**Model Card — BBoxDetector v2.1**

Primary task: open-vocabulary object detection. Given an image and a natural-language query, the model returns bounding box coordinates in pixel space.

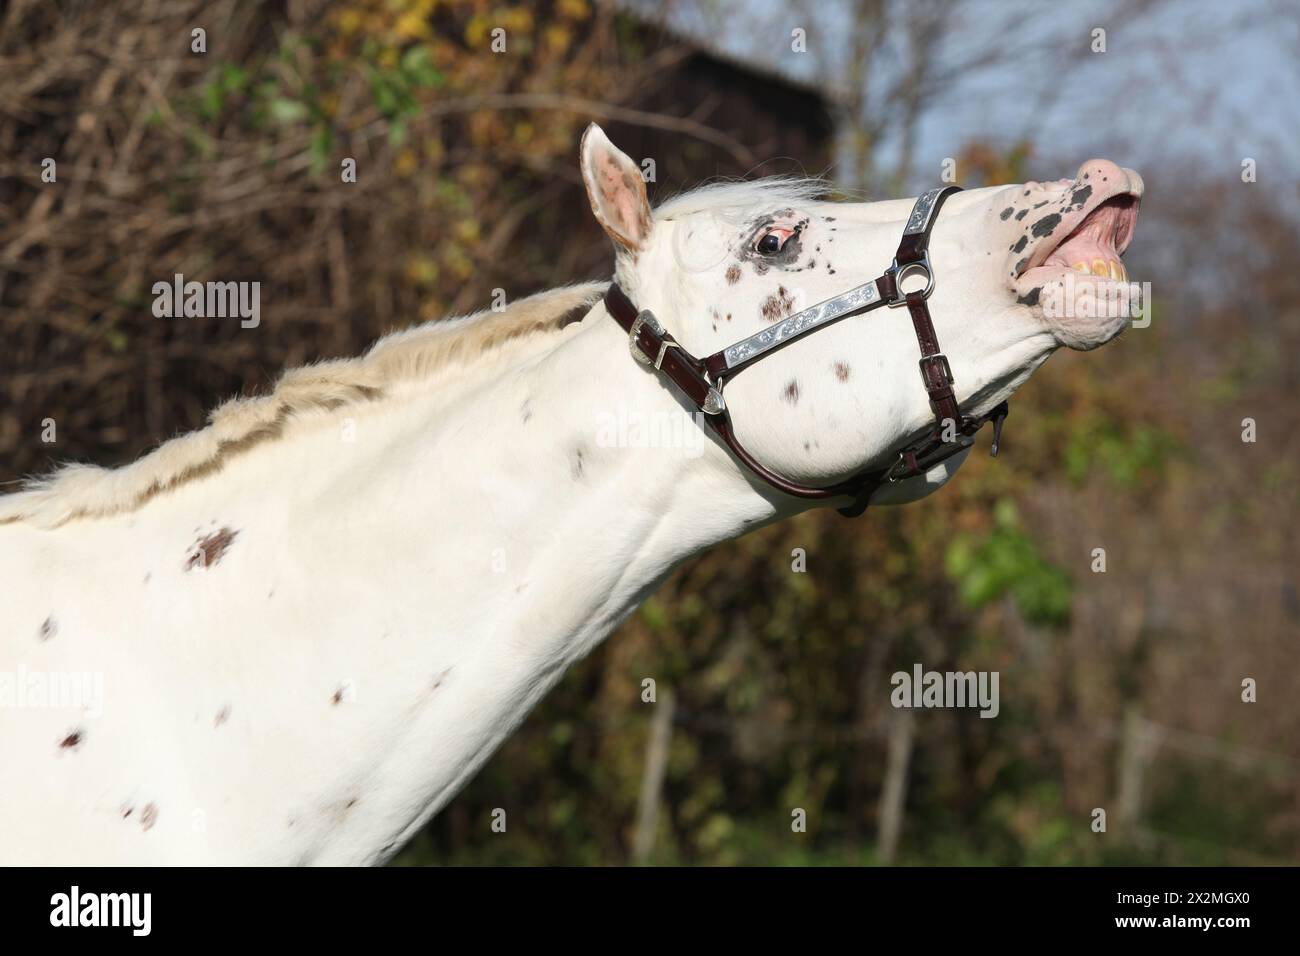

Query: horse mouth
[1018,193,1141,288]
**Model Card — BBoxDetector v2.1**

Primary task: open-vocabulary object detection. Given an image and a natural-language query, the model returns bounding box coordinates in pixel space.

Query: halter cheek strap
[604,185,1009,518]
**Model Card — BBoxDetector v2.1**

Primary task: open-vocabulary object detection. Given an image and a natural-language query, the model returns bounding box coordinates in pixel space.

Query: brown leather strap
[604,281,639,331]
[705,409,889,501]
[906,290,961,426]
[606,283,721,413]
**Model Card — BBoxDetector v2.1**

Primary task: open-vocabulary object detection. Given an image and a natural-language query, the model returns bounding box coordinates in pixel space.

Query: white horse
[0,125,1142,864]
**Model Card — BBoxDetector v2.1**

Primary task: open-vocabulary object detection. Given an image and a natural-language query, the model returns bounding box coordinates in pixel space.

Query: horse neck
[419,300,780,652]
[326,305,781,860]
[243,301,777,862]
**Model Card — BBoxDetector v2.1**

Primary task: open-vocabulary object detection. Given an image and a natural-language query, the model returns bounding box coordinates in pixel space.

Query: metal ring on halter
[886,255,934,307]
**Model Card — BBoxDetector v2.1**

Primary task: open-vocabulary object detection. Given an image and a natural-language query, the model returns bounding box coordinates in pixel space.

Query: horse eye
[757,232,784,254]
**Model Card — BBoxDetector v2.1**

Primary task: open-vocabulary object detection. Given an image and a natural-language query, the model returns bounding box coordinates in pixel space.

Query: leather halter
[604,185,1009,517]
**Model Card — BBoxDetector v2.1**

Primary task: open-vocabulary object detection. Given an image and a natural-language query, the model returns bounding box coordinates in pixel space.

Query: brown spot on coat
[761,287,795,322]
[783,380,800,404]
[725,265,741,285]
[38,616,57,641]
[59,729,83,750]
[140,803,159,831]
[833,362,851,382]
[214,705,231,727]
[325,796,361,824]
[184,526,239,571]
[332,687,346,705]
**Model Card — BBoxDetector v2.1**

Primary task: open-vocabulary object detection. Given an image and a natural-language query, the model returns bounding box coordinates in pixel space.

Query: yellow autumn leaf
[405,255,439,286]
[445,247,473,281]
[503,8,534,33]
[395,11,431,39]
[544,24,570,54]
[464,14,490,46]
[336,9,364,35]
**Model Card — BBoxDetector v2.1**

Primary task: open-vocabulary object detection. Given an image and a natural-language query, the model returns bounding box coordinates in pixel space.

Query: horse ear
[580,124,653,254]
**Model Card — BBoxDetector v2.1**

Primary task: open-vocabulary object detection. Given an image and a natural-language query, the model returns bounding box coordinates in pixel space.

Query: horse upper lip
[1013,163,1143,279]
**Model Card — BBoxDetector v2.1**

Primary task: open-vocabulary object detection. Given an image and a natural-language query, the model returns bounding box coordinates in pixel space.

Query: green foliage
[186,32,445,173]
[1062,414,1179,487]
[199,64,249,120]
[944,500,1073,626]
[363,40,445,146]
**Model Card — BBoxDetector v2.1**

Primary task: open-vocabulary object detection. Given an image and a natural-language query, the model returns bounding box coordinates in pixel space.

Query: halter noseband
[604,185,1009,517]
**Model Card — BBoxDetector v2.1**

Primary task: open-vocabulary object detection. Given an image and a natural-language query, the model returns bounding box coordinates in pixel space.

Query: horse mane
[0,282,607,528]
[653,176,832,222]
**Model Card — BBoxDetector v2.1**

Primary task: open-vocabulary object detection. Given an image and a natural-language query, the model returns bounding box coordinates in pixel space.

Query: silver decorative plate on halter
[904,186,947,235]
[722,281,881,370]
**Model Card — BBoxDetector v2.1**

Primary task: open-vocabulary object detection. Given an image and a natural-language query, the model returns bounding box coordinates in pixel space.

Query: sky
[634,0,1300,189]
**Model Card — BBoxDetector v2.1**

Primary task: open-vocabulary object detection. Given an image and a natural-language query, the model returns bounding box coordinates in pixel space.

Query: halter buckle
[886,254,935,307]
[628,310,666,366]
[919,352,954,385]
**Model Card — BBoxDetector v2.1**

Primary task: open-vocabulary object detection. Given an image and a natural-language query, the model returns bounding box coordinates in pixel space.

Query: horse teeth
[1109,259,1124,280]
[1091,259,1109,277]
[1072,262,1089,272]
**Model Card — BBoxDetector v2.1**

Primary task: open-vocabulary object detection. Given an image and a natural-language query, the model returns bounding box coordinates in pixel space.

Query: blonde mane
[0,282,607,528]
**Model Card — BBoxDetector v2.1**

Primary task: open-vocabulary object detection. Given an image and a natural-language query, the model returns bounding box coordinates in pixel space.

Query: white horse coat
[0,126,1142,864]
